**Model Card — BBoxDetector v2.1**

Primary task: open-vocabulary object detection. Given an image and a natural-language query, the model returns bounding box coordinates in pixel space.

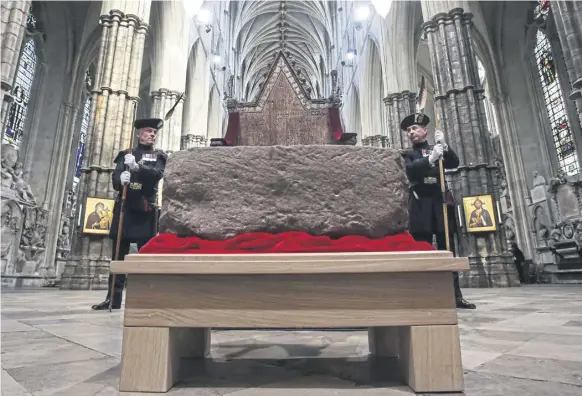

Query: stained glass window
[534,0,550,21]
[72,70,94,191]
[535,29,579,175]
[3,38,37,149]
[27,10,37,30]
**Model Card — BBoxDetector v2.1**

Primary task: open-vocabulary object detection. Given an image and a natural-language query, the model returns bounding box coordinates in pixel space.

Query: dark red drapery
[328,107,344,142]
[139,231,435,254]
[224,112,240,146]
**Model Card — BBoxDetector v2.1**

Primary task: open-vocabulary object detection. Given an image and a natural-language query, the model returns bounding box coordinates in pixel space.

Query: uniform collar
[137,143,154,150]
[412,140,430,149]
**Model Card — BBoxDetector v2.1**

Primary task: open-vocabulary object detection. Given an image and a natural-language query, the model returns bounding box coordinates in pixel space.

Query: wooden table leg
[397,324,464,393]
[368,327,400,357]
[119,327,211,392]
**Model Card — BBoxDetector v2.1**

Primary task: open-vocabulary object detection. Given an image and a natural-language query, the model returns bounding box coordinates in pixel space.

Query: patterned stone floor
[1,285,582,396]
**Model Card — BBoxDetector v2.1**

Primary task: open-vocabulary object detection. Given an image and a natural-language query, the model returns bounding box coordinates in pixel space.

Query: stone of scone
[159,145,409,239]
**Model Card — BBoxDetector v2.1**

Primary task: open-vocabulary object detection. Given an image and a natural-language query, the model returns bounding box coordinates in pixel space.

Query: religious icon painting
[81,196,115,235]
[462,195,497,233]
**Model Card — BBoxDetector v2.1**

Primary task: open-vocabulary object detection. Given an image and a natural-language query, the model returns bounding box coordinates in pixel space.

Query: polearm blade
[164,93,184,121]
[417,75,427,113]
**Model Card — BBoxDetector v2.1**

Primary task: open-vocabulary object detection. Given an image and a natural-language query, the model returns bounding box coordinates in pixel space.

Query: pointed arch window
[477,58,499,137]
[534,27,579,175]
[72,69,94,192]
[3,37,37,149]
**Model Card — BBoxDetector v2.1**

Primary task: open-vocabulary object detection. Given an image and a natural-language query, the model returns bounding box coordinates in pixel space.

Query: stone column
[422,7,519,287]
[383,91,417,149]
[552,1,582,124]
[150,89,184,153]
[1,0,31,135]
[60,3,152,290]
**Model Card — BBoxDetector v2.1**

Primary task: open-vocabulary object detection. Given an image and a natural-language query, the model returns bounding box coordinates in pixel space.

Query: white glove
[120,171,131,185]
[429,144,444,165]
[124,153,138,170]
[434,130,445,145]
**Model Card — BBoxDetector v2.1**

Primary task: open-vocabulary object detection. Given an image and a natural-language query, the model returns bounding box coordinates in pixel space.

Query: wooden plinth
[111,250,468,393]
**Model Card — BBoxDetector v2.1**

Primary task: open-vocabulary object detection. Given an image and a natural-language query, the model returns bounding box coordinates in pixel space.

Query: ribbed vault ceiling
[231,0,334,101]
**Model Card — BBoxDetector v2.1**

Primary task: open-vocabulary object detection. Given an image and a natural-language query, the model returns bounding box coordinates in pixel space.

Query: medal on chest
[138,153,157,166]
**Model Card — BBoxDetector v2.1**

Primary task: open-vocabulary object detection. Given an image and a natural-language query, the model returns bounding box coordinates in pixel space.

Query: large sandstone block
[160,145,409,239]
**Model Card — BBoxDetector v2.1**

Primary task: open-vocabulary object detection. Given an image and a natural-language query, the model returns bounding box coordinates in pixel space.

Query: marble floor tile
[464,371,582,396]
[1,369,33,396]
[222,375,413,395]
[5,357,119,396]
[1,330,109,369]
[509,334,582,362]
[1,319,36,333]
[476,354,582,386]
[1,286,582,396]
[460,350,503,370]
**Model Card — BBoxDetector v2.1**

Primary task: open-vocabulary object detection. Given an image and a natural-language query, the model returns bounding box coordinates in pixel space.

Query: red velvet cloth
[328,107,344,141]
[139,231,435,254]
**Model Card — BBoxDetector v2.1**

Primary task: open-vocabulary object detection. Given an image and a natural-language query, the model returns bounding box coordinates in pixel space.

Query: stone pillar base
[459,255,521,288]
[59,257,109,290]
[362,135,389,148]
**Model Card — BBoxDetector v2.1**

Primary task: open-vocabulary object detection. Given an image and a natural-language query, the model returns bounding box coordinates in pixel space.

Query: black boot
[456,298,476,309]
[91,300,120,310]
[453,272,476,309]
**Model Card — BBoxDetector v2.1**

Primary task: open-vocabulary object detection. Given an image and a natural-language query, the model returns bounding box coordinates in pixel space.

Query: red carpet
[139,231,435,254]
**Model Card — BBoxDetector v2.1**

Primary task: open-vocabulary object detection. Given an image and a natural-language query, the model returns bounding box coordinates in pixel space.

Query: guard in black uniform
[400,113,476,309]
[92,118,167,310]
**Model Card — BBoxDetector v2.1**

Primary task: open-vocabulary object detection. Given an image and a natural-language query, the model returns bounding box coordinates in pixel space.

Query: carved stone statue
[532,171,546,187]
[549,227,562,245]
[57,214,71,251]
[503,216,516,242]
[549,169,568,188]
[1,144,18,188]
[12,173,36,204]
[533,205,550,244]
[1,144,36,204]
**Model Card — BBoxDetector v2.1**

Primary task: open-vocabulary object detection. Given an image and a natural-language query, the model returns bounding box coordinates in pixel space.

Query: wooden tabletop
[111,251,469,275]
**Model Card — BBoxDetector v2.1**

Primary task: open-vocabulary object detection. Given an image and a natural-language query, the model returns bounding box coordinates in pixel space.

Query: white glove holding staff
[120,171,131,185]
[429,144,444,165]
[434,130,445,145]
[124,153,139,170]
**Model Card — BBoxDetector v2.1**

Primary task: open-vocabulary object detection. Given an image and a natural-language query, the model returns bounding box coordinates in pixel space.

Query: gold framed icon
[462,195,497,233]
[82,196,115,235]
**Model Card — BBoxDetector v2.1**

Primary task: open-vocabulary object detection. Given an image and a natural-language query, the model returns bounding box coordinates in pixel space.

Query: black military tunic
[400,141,459,235]
[109,143,167,243]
